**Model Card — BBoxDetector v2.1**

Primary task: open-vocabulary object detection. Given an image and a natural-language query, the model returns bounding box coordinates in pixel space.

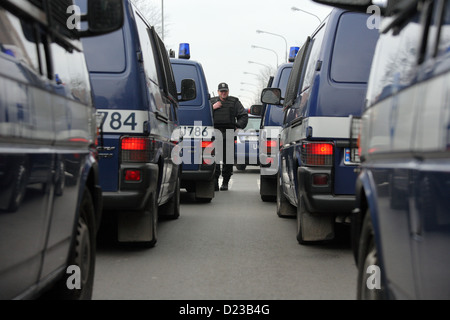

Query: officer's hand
[213,101,222,110]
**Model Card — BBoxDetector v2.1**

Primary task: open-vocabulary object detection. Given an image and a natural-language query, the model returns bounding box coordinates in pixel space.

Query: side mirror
[261,88,282,105]
[79,0,124,38]
[179,79,197,102]
[250,105,263,116]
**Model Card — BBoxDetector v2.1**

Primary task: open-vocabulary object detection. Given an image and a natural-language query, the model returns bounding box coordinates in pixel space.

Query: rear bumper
[181,164,215,181]
[298,166,355,214]
[102,163,158,211]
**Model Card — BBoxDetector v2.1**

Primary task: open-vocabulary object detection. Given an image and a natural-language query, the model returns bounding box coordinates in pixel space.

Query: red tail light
[301,142,334,166]
[266,139,277,154]
[121,137,151,162]
[124,169,141,181]
[201,140,214,165]
[122,137,148,150]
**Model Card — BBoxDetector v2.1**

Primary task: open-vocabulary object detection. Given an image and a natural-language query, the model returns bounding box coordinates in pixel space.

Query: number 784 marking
[97,110,148,133]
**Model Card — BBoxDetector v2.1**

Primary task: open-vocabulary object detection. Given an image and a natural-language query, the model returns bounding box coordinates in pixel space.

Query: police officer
[211,82,248,191]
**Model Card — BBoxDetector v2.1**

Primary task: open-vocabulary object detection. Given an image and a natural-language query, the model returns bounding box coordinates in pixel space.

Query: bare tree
[132,0,165,39]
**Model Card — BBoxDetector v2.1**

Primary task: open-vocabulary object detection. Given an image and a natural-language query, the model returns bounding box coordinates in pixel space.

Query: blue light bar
[289,46,300,62]
[179,43,190,60]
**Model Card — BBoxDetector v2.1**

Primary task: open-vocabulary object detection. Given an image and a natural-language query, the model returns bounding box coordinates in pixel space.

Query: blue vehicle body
[262,8,379,243]
[170,57,216,202]
[347,0,450,300]
[259,62,293,201]
[82,0,192,246]
[0,0,123,299]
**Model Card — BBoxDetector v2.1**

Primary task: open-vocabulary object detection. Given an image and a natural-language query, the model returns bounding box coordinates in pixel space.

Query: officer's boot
[220,177,229,191]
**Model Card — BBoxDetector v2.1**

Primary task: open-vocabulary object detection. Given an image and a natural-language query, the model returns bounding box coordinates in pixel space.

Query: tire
[276,172,296,218]
[356,210,385,300]
[159,175,180,220]
[43,188,96,300]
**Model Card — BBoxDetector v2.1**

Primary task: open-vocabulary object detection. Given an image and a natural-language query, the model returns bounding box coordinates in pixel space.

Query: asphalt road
[93,168,357,300]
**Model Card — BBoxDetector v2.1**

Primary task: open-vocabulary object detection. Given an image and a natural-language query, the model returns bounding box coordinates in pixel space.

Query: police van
[81,1,196,247]
[170,44,216,202]
[257,47,297,202]
[262,8,379,244]
[0,0,123,299]
[315,0,450,299]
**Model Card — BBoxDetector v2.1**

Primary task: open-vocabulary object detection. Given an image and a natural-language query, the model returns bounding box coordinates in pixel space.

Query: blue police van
[315,0,450,299]
[81,1,196,247]
[257,49,297,202]
[170,44,216,202]
[261,8,379,244]
[0,0,123,299]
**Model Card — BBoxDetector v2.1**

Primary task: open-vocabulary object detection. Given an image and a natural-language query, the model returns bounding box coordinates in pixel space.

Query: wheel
[276,172,296,218]
[43,189,96,300]
[356,211,385,300]
[236,164,246,171]
[159,175,180,220]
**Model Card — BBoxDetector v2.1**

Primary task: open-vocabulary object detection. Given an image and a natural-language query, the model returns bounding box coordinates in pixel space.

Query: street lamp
[248,60,271,68]
[256,30,288,63]
[291,6,322,25]
[251,45,279,67]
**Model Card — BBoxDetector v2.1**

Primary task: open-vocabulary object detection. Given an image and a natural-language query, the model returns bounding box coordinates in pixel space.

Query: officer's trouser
[214,129,233,182]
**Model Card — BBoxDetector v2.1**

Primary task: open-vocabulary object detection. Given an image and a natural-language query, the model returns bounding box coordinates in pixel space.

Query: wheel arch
[353,168,382,268]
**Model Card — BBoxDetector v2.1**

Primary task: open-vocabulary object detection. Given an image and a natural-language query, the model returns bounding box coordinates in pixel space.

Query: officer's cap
[218,82,229,92]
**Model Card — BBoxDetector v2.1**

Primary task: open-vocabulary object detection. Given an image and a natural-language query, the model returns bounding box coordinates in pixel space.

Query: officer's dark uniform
[211,83,248,191]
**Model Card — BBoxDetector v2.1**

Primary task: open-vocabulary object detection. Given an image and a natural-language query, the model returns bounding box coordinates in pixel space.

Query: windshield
[244,117,261,131]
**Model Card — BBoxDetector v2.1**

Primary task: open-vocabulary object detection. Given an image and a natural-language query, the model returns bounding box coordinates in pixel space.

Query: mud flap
[260,175,276,197]
[117,210,154,242]
[300,210,335,242]
[195,179,215,200]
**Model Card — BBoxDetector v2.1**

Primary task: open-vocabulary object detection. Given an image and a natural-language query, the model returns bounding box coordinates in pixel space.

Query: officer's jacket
[211,96,248,130]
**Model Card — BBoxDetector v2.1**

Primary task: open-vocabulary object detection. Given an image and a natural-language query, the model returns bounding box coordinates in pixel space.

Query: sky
[141,0,333,107]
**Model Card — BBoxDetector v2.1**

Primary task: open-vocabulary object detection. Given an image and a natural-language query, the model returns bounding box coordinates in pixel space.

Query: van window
[172,63,203,107]
[0,9,41,77]
[135,13,159,86]
[245,117,261,131]
[331,12,379,83]
[301,26,326,92]
[278,66,292,97]
[82,29,126,73]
